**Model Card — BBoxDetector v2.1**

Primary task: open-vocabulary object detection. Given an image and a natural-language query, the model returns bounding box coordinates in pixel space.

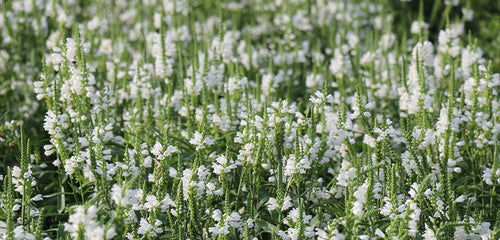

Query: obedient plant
[1,0,499,239]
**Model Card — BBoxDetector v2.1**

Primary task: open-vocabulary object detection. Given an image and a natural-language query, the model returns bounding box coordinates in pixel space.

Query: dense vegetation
[1,0,500,239]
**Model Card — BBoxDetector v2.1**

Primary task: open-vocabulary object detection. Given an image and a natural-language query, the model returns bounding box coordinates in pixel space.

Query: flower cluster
[0,0,499,239]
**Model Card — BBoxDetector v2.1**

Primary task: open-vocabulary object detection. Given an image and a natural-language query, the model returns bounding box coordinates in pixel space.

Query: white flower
[212,209,222,222]
[181,169,194,200]
[410,20,429,35]
[372,182,383,200]
[204,136,215,146]
[216,155,228,165]
[380,198,393,216]
[455,195,467,203]
[281,196,293,211]
[408,201,421,237]
[12,204,20,211]
[189,131,203,146]
[482,168,493,185]
[360,51,375,66]
[151,142,163,156]
[64,205,115,239]
[64,156,78,175]
[305,73,324,89]
[13,225,35,240]
[169,167,177,177]
[98,38,113,55]
[402,150,418,175]
[227,212,242,228]
[363,134,376,148]
[143,156,153,168]
[227,77,241,94]
[33,81,45,100]
[296,157,311,174]
[189,131,213,150]
[246,218,254,228]
[423,224,437,240]
[473,222,492,238]
[267,198,280,211]
[359,235,370,240]
[160,194,176,212]
[110,184,123,206]
[78,137,89,147]
[412,41,434,67]
[32,194,43,201]
[462,8,474,21]
[164,145,179,157]
[329,49,344,78]
[380,33,396,50]
[144,195,160,212]
[352,182,368,217]
[213,155,237,175]
[122,189,143,207]
[137,218,153,235]
[375,228,385,237]
[336,163,356,187]
[12,166,22,178]
[346,32,359,49]
[66,38,77,62]
[43,110,58,135]
[284,154,297,177]
[44,144,55,156]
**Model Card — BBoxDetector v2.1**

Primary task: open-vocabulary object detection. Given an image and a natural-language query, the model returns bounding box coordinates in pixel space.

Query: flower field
[1,0,500,239]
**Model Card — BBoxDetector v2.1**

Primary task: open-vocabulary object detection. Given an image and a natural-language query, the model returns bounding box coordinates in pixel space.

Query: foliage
[1,0,500,239]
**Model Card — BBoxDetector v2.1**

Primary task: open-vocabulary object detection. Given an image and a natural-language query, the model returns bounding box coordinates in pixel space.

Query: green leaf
[255,219,278,234]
